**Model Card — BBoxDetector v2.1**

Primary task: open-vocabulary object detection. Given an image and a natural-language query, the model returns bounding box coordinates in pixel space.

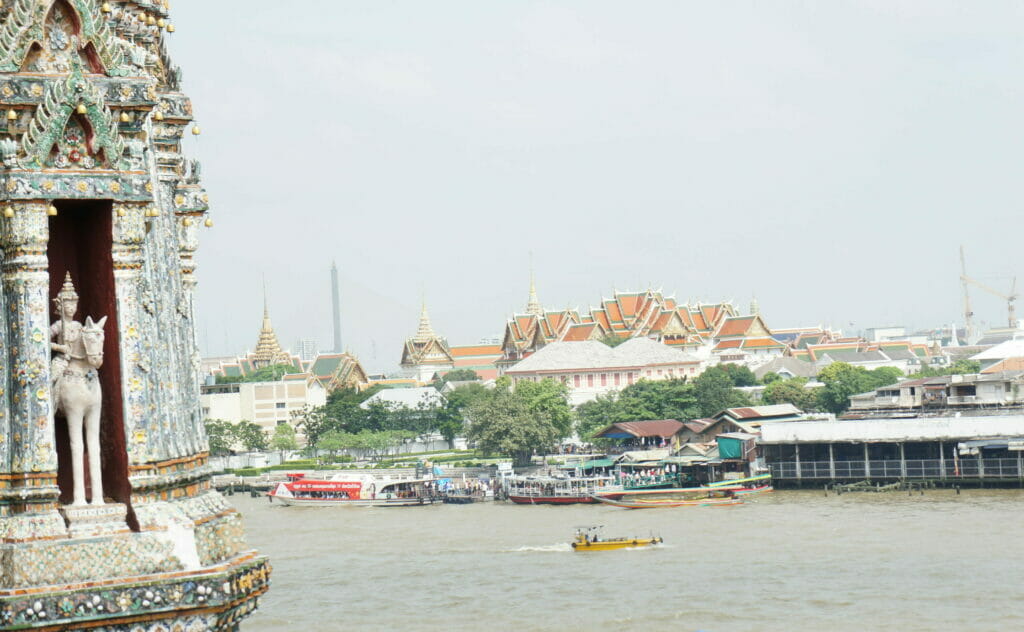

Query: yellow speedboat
[571,526,662,551]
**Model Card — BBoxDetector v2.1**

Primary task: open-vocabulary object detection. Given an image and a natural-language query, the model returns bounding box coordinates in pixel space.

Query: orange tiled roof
[451,345,502,358]
[716,315,756,338]
[742,337,785,349]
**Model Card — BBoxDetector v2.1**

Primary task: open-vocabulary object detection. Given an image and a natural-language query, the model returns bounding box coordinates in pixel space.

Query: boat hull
[592,495,743,509]
[507,494,598,505]
[271,495,438,507]
[572,537,663,551]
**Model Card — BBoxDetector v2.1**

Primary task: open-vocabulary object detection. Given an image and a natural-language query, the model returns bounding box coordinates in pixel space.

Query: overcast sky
[170,2,1024,372]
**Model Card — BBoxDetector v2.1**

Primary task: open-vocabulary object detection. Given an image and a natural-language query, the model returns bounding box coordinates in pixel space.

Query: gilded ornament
[47,205,57,216]
[42,180,54,191]
[145,181,154,192]
[167,24,175,33]
[111,181,120,193]
[76,103,87,114]
[191,125,201,136]
[174,194,185,206]
[6,109,15,121]
[204,217,213,227]
[154,111,164,121]
[182,217,193,227]
[76,181,88,192]
[30,84,43,97]
[1,84,12,97]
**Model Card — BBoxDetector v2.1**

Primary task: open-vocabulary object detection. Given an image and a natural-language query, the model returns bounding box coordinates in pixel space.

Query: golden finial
[47,204,57,216]
[76,103,87,114]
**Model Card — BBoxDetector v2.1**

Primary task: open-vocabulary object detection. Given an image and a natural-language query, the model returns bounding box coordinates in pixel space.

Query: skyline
[168,2,1024,371]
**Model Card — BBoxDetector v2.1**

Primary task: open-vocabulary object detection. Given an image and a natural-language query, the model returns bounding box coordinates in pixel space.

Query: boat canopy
[560,458,615,470]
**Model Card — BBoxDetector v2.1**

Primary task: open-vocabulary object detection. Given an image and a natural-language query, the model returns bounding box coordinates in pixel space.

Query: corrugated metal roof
[595,419,683,439]
[759,416,1024,444]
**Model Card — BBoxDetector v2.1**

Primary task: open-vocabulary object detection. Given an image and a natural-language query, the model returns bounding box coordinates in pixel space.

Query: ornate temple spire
[252,286,290,369]
[526,269,543,316]
[749,296,760,316]
[413,300,437,343]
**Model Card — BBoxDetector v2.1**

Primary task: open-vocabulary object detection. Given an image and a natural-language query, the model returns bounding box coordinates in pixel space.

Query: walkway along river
[230,490,1024,631]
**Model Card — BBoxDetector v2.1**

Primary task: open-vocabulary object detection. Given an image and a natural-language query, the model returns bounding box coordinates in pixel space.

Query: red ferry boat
[268,473,439,507]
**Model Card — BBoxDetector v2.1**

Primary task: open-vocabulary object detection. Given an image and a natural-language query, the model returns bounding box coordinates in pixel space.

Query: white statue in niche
[51,273,108,506]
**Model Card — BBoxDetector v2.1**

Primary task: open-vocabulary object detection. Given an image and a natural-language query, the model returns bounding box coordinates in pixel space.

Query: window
[646,370,652,377]
[614,373,620,386]
[628,372,635,385]
[574,375,581,387]
[600,374,607,386]
[587,374,594,387]
[275,402,286,409]
[276,420,289,426]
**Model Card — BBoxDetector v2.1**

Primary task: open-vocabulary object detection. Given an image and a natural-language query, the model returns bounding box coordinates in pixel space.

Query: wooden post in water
[899,443,906,480]
[828,443,836,481]
[864,443,870,480]
[939,441,946,481]
[795,444,802,481]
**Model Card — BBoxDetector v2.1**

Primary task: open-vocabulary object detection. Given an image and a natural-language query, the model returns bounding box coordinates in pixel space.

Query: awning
[560,458,615,470]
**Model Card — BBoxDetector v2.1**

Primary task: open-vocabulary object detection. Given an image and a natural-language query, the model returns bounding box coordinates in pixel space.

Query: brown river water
[228,490,1024,631]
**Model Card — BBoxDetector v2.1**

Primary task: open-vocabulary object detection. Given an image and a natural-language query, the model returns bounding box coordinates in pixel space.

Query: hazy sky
[170,2,1024,372]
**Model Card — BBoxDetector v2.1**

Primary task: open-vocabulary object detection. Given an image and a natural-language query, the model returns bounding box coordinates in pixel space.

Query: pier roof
[759,416,1024,444]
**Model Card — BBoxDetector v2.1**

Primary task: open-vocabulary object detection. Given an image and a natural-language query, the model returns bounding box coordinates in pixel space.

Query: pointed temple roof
[413,301,438,343]
[252,303,292,369]
[526,272,543,316]
[402,300,453,369]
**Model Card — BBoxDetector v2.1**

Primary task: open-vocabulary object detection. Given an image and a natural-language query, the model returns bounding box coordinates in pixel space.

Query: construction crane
[960,245,1019,343]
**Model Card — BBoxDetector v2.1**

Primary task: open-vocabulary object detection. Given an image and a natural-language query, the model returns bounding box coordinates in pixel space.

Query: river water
[229,490,1024,631]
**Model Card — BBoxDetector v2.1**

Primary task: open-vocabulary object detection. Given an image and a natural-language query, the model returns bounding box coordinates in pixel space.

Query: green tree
[762,377,820,411]
[720,363,758,387]
[270,423,299,459]
[574,378,702,440]
[432,368,480,389]
[216,363,299,384]
[437,382,491,447]
[468,388,561,466]
[693,367,752,417]
[233,420,268,452]
[599,333,628,348]
[761,371,782,385]
[908,358,981,378]
[515,378,574,438]
[816,363,902,414]
[204,419,235,456]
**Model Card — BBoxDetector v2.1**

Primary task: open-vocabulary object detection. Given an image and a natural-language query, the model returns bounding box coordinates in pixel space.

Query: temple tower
[0,2,268,629]
[400,301,453,383]
[252,295,289,369]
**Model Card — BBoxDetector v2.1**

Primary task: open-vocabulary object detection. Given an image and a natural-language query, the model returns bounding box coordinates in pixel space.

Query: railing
[770,458,1024,480]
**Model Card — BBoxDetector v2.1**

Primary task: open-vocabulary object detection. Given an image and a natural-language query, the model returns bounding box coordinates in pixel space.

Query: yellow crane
[960,246,1018,343]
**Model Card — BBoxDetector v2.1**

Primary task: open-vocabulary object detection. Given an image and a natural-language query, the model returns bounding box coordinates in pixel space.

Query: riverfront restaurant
[759,416,1024,486]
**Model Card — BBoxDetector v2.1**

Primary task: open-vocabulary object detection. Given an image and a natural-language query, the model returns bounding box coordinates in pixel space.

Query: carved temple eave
[0,74,158,107]
[0,553,270,630]
[0,170,156,202]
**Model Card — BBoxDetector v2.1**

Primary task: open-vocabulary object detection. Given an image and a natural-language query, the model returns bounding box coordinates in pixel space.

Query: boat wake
[508,543,574,553]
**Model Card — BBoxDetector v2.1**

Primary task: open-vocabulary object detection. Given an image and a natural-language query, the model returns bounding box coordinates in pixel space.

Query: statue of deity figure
[50,273,108,506]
